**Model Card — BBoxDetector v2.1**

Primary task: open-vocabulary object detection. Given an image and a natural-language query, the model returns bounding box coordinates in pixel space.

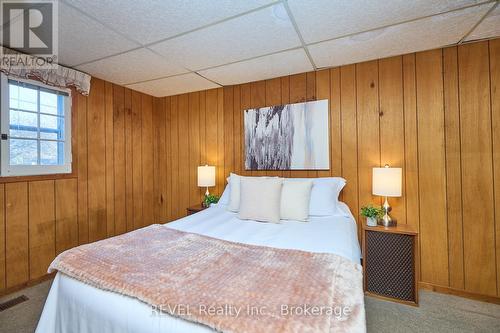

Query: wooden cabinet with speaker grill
[362,224,419,306]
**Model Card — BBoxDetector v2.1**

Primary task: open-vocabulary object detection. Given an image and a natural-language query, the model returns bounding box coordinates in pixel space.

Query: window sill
[0,171,77,183]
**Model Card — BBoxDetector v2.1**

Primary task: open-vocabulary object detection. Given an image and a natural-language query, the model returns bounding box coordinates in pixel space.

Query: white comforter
[36,204,361,333]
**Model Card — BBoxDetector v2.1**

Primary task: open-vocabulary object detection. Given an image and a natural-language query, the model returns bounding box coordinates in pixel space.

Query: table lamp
[198,165,215,197]
[372,165,402,227]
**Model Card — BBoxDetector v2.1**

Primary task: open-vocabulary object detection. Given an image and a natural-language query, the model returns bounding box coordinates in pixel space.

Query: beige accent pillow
[238,177,283,223]
[280,180,313,221]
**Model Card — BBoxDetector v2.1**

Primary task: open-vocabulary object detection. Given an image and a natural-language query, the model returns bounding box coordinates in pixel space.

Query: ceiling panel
[76,48,188,85]
[308,3,492,68]
[58,2,139,66]
[288,0,489,44]
[465,4,500,41]
[63,0,277,45]
[126,73,220,97]
[150,3,300,71]
[199,48,313,86]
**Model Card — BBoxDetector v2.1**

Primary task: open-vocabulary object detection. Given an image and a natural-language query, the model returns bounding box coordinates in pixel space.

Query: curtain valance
[1,48,91,96]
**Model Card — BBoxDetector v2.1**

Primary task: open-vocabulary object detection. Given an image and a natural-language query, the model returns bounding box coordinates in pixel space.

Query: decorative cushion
[280,180,313,221]
[238,177,283,223]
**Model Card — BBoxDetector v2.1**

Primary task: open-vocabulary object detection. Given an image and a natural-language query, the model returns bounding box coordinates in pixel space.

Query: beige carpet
[1,279,499,332]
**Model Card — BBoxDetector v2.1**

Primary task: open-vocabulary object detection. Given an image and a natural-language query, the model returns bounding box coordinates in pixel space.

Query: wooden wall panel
[178,94,190,215]
[223,87,235,181]
[340,65,359,224]
[124,89,133,232]
[131,91,143,230]
[233,86,242,176]
[87,79,107,241]
[164,97,173,219]
[379,57,405,223]
[28,180,55,279]
[142,95,154,227]
[416,49,449,286]
[104,82,115,237]
[5,182,28,288]
[356,61,380,215]
[76,92,88,244]
[490,39,500,296]
[443,46,464,290]
[328,68,341,177]
[188,93,201,206]
[458,42,496,296]
[113,85,126,235]
[217,89,225,194]
[402,54,420,231]
[55,179,78,255]
[169,96,180,219]
[153,97,167,220]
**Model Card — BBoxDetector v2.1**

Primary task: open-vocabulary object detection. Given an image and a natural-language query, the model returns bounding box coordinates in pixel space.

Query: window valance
[0,48,91,96]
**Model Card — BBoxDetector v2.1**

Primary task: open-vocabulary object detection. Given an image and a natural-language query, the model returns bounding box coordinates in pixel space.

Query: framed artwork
[244,99,329,170]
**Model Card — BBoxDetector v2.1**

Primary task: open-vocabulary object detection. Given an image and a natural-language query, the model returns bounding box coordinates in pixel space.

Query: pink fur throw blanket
[49,224,365,333]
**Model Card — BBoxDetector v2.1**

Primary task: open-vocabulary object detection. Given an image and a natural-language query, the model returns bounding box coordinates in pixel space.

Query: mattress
[35,203,362,333]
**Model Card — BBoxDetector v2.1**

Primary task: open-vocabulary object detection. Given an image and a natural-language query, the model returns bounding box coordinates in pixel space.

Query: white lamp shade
[372,167,402,197]
[197,165,216,187]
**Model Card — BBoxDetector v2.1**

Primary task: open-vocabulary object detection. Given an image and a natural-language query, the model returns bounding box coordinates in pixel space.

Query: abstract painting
[244,99,329,170]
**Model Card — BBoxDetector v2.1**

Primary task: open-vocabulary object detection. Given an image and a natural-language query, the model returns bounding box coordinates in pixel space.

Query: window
[0,74,72,176]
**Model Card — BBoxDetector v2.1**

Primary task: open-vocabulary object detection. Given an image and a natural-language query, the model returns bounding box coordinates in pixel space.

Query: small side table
[362,224,419,306]
[186,204,207,216]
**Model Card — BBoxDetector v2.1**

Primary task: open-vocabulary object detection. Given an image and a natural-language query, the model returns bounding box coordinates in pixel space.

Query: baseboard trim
[0,273,55,298]
[419,282,500,305]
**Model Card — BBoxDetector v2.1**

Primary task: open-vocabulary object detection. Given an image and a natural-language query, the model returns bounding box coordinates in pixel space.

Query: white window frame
[0,73,72,176]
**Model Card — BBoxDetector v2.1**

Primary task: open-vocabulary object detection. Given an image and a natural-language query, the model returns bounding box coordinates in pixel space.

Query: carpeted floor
[1,279,500,332]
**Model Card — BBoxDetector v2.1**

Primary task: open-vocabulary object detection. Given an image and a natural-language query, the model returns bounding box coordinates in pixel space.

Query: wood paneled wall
[153,39,500,299]
[0,78,156,293]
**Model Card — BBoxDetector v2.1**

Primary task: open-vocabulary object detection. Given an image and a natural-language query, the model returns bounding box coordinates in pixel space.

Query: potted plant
[360,205,383,227]
[203,194,219,208]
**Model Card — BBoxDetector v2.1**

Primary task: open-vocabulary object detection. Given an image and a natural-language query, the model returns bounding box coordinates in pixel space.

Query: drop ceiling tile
[199,48,313,86]
[126,73,220,97]
[308,3,492,68]
[465,4,500,41]
[58,2,139,66]
[75,48,188,85]
[63,0,276,45]
[150,3,300,71]
[288,0,489,44]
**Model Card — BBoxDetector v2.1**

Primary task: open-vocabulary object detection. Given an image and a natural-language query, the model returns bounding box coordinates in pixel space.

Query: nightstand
[186,204,207,216]
[362,224,419,306]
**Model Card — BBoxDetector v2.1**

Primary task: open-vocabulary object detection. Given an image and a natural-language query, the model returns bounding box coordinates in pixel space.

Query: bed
[36,202,364,333]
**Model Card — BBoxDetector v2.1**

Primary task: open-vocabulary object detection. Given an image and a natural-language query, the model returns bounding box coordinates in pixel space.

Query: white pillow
[310,178,346,216]
[218,177,231,206]
[227,173,241,212]
[280,180,313,221]
[287,177,346,216]
[238,177,283,223]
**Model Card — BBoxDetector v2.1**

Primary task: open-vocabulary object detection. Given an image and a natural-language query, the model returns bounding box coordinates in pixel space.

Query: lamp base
[378,197,397,227]
[378,218,397,227]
